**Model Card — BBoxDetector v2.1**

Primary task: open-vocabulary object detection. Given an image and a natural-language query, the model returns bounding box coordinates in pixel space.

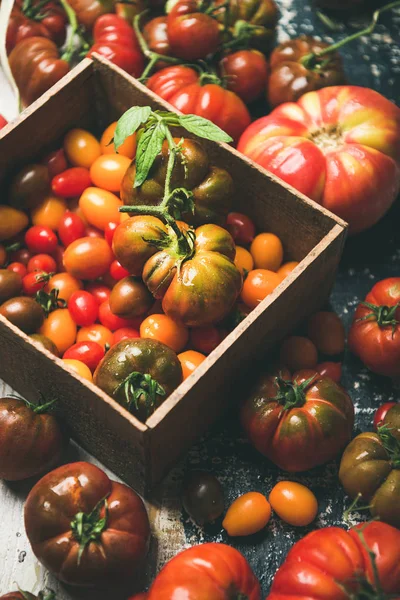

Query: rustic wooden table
[0,0,399,597]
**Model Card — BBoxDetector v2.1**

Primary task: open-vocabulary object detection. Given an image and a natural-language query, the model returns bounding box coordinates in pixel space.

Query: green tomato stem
[134,11,181,81]
[70,496,109,564]
[59,0,90,64]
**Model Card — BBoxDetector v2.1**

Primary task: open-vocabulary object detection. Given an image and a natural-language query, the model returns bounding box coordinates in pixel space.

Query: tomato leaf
[178,114,233,143]
[134,122,166,187]
[114,106,152,151]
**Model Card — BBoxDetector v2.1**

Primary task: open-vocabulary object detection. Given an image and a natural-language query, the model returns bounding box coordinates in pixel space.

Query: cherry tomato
[63,237,113,280]
[140,314,189,353]
[280,336,318,371]
[42,148,68,178]
[77,323,114,348]
[9,247,31,265]
[25,225,58,254]
[100,121,137,158]
[99,300,139,332]
[277,261,299,278]
[182,471,224,525]
[234,246,254,276]
[113,326,140,345]
[241,269,282,309]
[51,167,92,198]
[62,358,93,382]
[190,326,223,355]
[0,114,8,129]
[63,128,101,169]
[53,245,66,273]
[85,225,104,239]
[85,282,111,305]
[250,232,283,271]
[44,272,83,302]
[307,311,346,356]
[226,212,255,245]
[58,211,86,247]
[221,49,269,104]
[22,270,49,295]
[79,187,122,231]
[223,492,271,536]
[0,245,6,266]
[39,308,77,354]
[109,259,130,281]
[317,361,342,383]
[7,262,27,278]
[68,290,98,326]
[63,341,105,372]
[373,402,397,430]
[178,350,206,379]
[90,154,131,192]
[104,221,119,246]
[31,195,67,230]
[269,481,318,527]
[27,254,57,273]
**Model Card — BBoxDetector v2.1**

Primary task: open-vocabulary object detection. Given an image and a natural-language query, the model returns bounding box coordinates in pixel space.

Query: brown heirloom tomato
[6,0,67,54]
[241,369,354,471]
[24,461,150,586]
[167,0,220,61]
[9,37,69,108]
[94,338,183,420]
[143,16,171,69]
[67,0,114,30]
[121,138,234,227]
[113,216,168,276]
[267,36,346,108]
[147,543,261,599]
[0,396,66,481]
[339,404,400,528]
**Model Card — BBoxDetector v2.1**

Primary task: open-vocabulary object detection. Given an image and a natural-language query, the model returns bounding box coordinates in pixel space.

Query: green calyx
[273,375,316,410]
[21,0,52,21]
[70,496,109,564]
[377,425,400,468]
[115,371,166,418]
[357,301,399,337]
[10,391,58,414]
[35,287,67,316]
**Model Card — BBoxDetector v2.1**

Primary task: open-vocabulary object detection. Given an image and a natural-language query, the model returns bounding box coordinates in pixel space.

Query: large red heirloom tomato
[267,521,400,600]
[238,86,400,234]
[24,462,150,586]
[147,543,261,599]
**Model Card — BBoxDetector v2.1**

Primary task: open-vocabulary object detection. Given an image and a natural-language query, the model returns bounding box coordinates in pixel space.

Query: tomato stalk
[377,425,400,468]
[21,0,53,20]
[71,495,109,564]
[301,0,400,70]
[59,0,90,63]
[347,524,388,600]
[356,301,400,337]
[134,11,181,81]
[343,492,371,523]
[222,19,265,52]
[273,375,317,410]
[35,287,67,316]
[115,371,166,417]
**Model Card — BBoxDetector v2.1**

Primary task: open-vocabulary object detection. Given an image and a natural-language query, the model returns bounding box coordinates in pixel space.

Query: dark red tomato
[7,261,27,278]
[104,221,119,246]
[58,211,86,247]
[147,66,251,144]
[24,462,150,586]
[190,326,223,355]
[113,327,140,345]
[85,283,111,306]
[373,402,398,430]
[143,16,171,69]
[6,0,67,54]
[0,115,8,130]
[27,254,57,274]
[99,300,139,331]
[87,14,144,77]
[42,148,68,178]
[109,259,130,281]
[316,361,342,384]
[25,225,58,254]
[167,0,220,61]
[53,245,66,273]
[349,278,400,378]
[221,50,269,104]
[51,167,92,198]
[22,270,49,295]
[63,341,105,372]
[9,247,32,265]
[226,212,256,245]
[68,290,98,327]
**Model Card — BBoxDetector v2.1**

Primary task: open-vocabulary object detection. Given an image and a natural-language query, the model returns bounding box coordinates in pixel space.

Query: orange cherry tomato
[269,481,318,527]
[280,335,318,371]
[62,358,93,382]
[178,350,206,380]
[277,261,299,279]
[31,195,67,230]
[79,187,123,231]
[77,324,114,348]
[140,314,189,353]
[100,121,137,159]
[63,237,113,280]
[0,244,7,266]
[64,128,101,169]
[250,232,283,271]
[234,246,254,275]
[307,311,346,356]
[222,492,271,536]
[39,309,77,354]
[44,272,83,302]
[90,154,131,192]
[241,269,282,309]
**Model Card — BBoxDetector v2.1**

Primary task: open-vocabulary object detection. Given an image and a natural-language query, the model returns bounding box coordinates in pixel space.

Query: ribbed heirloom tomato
[167,0,220,61]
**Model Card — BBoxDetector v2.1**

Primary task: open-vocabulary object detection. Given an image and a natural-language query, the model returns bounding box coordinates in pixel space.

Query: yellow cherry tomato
[63,358,93,382]
[90,154,131,192]
[140,314,189,353]
[79,187,122,231]
[269,481,318,527]
[100,121,137,159]
[0,206,29,241]
[31,195,67,230]
[277,261,299,279]
[222,492,271,536]
[39,309,77,354]
[64,129,101,168]
[234,246,254,275]
[250,232,284,271]
[178,350,206,380]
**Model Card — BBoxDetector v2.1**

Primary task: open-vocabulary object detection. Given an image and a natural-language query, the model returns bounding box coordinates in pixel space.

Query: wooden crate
[0,56,347,495]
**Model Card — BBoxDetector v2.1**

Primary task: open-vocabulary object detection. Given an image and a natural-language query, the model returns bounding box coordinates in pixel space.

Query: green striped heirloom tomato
[240,368,354,471]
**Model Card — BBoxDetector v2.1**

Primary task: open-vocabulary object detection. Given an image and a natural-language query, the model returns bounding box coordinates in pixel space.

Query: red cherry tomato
[221,49,269,104]
[58,211,86,247]
[226,212,256,245]
[42,148,68,178]
[317,361,342,384]
[84,225,104,239]
[27,254,57,273]
[85,283,111,305]
[99,300,139,331]
[25,225,58,254]
[190,326,223,355]
[7,261,27,278]
[68,290,99,327]
[109,259,130,281]
[104,221,119,246]
[22,270,49,295]
[113,326,140,345]
[0,114,8,129]
[63,340,105,372]
[373,402,397,430]
[51,167,92,198]
[9,247,32,265]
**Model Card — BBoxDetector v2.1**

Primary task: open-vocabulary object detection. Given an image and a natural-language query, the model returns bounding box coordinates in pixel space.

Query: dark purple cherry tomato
[63,340,105,372]
[226,212,256,245]
[67,290,98,326]
[9,247,32,265]
[58,211,86,247]
[22,270,49,295]
[373,402,397,430]
[317,361,342,384]
[7,262,27,278]
[42,148,68,178]
[182,470,224,525]
[51,167,92,198]
[25,225,58,254]
[27,253,57,274]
